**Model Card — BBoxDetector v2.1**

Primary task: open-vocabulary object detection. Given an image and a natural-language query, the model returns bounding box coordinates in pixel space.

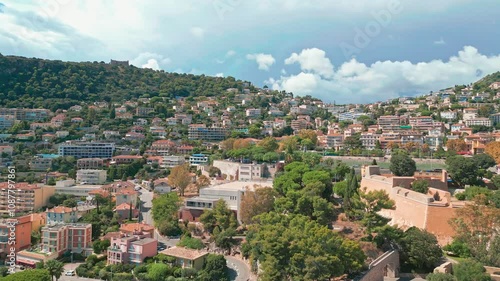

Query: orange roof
[160,246,209,260]
[116,189,138,195]
[119,222,154,233]
[0,182,40,190]
[47,206,74,213]
[114,203,135,211]
[88,189,110,197]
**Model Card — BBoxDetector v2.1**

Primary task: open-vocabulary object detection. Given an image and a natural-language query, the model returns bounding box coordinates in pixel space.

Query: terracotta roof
[0,182,40,190]
[88,189,110,197]
[114,203,135,211]
[47,206,74,214]
[119,222,154,233]
[160,246,209,260]
[116,189,138,195]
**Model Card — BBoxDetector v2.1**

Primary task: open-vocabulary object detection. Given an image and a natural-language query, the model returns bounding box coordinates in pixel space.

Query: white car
[65,270,75,276]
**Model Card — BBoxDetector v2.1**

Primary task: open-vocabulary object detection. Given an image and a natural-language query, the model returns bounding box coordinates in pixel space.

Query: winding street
[226,255,255,281]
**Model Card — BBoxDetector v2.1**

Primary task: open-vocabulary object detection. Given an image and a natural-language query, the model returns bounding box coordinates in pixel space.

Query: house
[46,206,78,224]
[124,132,145,141]
[56,131,69,138]
[119,223,155,237]
[115,189,138,207]
[159,246,209,270]
[50,114,66,127]
[153,178,171,194]
[107,233,157,265]
[114,203,139,220]
[147,156,164,167]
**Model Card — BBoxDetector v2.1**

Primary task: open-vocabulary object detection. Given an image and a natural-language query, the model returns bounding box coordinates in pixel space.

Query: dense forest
[0,54,252,110]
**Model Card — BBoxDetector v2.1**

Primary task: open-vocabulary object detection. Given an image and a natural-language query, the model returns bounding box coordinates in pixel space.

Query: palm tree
[45,259,65,281]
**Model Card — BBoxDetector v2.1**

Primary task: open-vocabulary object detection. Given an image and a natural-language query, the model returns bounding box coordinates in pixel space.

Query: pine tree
[344,168,359,220]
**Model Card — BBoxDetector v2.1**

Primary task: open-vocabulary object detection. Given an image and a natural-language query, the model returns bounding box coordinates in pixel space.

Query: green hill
[473,71,500,93]
[0,54,251,110]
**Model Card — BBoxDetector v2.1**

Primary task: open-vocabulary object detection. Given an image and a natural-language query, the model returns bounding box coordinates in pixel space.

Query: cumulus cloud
[190,27,204,39]
[246,53,275,71]
[268,46,500,103]
[215,72,224,77]
[131,52,171,70]
[226,50,236,57]
[284,48,335,78]
[142,59,160,70]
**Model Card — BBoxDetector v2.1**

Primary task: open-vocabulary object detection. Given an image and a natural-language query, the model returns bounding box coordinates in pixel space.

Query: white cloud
[142,59,160,70]
[226,50,236,57]
[131,52,171,70]
[285,48,335,78]
[246,53,275,71]
[434,37,446,45]
[269,46,500,103]
[215,72,224,77]
[190,27,204,39]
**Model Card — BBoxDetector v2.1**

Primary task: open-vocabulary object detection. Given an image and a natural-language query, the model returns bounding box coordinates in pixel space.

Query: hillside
[473,71,500,92]
[0,54,252,110]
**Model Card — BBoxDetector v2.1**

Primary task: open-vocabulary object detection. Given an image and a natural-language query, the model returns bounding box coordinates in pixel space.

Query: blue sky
[1,0,500,103]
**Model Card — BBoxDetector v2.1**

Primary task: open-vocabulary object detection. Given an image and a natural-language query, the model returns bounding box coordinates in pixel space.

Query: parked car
[65,270,75,276]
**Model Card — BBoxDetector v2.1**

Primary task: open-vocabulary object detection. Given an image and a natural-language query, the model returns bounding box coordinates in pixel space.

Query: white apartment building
[76,169,107,184]
[238,163,264,181]
[189,154,209,166]
[465,118,492,127]
[360,133,380,150]
[440,111,457,120]
[58,142,115,159]
[163,155,185,168]
[245,108,262,117]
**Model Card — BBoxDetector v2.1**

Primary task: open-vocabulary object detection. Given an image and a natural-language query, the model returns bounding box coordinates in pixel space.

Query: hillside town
[0,71,499,281]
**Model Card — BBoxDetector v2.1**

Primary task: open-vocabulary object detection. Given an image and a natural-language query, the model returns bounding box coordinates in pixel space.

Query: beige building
[0,183,55,216]
[76,169,107,184]
[160,246,209,270]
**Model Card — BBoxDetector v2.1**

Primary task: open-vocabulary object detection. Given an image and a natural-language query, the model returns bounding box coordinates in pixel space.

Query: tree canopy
[0,55,250,109]
[390,151,416,176]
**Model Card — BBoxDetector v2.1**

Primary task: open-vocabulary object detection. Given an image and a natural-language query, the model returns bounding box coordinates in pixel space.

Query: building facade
[58,142,115,159]
[41,223,92,256]
[0,183,55,216]
[188,125,229,141]
[107,233,157,265]
[76,169,107,185]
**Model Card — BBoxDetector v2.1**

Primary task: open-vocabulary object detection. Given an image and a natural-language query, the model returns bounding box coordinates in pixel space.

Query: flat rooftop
[204,180,273,192]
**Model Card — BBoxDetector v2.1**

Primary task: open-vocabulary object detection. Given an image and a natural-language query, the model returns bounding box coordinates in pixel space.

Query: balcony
[108,246,123,252]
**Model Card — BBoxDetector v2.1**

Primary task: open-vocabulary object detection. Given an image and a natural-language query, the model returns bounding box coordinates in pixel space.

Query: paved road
[138,188,179,248]
[226,256,254,281]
